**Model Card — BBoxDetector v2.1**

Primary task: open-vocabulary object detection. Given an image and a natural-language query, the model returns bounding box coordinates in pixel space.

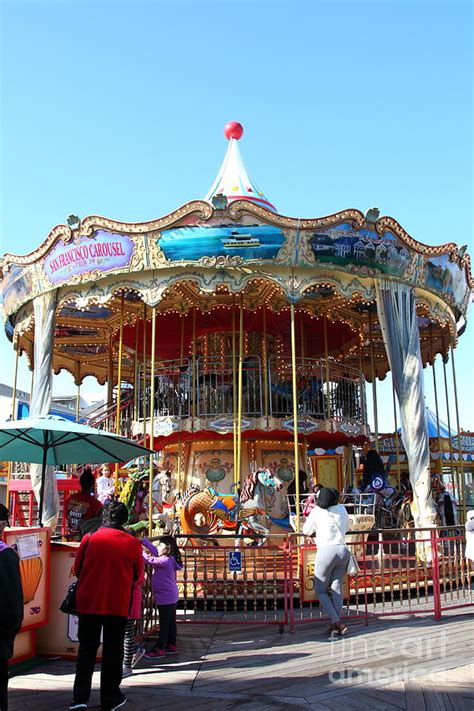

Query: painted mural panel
[260,448,295,518]
[157,224,285,262]
[425,254,469,305]
[1,263,33,314]
[190,448,235,492]
[308,223,411,277]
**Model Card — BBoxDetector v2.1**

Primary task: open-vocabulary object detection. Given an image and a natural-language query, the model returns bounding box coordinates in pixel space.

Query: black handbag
[60,581,78,615]
[59,533,92,615]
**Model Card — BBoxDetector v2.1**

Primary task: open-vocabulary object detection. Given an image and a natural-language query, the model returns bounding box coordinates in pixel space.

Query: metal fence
[142,534,289,631]
[140,527,473,637]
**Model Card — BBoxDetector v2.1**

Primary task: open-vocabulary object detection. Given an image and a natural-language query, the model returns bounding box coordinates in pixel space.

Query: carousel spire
[204,121,277,212]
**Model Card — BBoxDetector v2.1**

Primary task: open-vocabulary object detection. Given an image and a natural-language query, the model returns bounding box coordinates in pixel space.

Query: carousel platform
[8,608,474,711]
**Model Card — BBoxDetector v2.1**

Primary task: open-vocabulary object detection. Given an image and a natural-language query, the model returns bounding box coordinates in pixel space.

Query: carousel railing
[86,391,134,434]
[135,356,367,424]
[196,355,262,417]
[268,356,367,422]
[286,492,377,520]
[138,527,473,635]
[137,359,191,420]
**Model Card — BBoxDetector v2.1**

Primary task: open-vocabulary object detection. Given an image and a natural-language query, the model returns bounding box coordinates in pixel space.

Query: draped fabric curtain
[375,280,436,529]
[30,290,59,528]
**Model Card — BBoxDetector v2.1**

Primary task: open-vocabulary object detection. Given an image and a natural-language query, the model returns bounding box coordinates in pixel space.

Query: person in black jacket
[0,504,24,711]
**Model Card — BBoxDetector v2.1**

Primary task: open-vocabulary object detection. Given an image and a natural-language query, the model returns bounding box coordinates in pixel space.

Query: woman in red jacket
[70,501,144,711]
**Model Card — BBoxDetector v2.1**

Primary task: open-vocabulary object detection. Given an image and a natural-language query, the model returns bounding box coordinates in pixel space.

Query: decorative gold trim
[1,201,213,271]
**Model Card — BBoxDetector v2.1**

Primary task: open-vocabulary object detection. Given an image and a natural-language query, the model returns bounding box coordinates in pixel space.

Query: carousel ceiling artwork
[0,120,472,390]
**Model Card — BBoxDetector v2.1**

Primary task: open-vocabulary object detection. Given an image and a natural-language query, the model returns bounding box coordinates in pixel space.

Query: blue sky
[0,0,472,431]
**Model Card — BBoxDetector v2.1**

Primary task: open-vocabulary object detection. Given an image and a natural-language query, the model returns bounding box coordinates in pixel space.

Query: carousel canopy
[204,121,277,212]
[0,122,472,388]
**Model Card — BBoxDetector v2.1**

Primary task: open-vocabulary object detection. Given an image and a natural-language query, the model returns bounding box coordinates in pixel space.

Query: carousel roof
[204,121,277,212]
[0,121,472,388]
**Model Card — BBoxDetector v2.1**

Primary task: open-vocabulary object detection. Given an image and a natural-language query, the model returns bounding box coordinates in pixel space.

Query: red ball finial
[224,121,244,140]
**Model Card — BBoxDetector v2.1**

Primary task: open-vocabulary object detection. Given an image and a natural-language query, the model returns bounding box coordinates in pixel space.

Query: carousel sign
[451,433,474,452]
[44,231,135,284]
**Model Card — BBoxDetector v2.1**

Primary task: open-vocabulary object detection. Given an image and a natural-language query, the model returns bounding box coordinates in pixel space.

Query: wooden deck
[9,608,474,710]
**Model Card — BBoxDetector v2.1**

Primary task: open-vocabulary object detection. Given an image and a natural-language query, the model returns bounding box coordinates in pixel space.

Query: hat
[0,504,10,522]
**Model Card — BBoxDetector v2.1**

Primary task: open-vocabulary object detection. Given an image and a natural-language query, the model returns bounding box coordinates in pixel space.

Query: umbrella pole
[38,432,49,527]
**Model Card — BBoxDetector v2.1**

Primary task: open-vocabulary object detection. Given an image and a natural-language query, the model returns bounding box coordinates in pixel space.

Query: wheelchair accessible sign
[228,550,242,572]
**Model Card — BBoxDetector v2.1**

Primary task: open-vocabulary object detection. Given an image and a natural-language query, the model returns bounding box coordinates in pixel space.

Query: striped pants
[123,619,136,669]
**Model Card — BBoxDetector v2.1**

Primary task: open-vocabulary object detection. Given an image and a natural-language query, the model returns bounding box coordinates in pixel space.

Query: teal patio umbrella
[0,415,154,525]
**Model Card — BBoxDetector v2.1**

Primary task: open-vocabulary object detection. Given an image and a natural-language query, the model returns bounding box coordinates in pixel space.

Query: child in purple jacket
[143,535,183,658]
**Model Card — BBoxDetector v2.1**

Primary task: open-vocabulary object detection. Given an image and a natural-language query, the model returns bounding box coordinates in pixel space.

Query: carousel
[1,120,473,537]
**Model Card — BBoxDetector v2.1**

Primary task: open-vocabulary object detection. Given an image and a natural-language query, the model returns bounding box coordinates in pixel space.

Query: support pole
[450,343,466,522]
[368,309,379,451]
[291,303,301,532]
[107,334,114,428]
[177,314,185,493]
[191,307,196,426]
[6,335,20,507]
[76,384,81,422]
[232,299,238,485]
[114,294,124,489]
[262,305,269,423]
[392,379,401,489]
[430,327,443,476]
[441,344,456,503]
[236,296,244,486]
[148,306,157,537]
[142,304,147,427]
[133,320,140,421]
[323,316,331,420]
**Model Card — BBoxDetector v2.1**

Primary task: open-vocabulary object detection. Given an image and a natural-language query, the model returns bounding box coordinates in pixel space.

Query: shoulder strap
[328,510,346,538]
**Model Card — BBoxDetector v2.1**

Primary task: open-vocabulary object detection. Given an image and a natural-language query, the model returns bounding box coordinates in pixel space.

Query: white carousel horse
[146,469,175,531]
[239,468,284,537]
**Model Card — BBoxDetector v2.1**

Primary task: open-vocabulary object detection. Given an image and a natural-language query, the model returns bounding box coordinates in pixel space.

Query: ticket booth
[3,527,51,663]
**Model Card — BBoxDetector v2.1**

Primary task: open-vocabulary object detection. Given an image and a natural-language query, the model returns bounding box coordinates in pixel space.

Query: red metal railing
[140,527,473,637]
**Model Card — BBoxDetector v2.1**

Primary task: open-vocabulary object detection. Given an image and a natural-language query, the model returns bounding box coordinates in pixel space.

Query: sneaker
[122,666,133,678]
[165,644,178,655]
[132,643,146,667]
[144,647,166,658]
[109,696,127,710]
[69,704,88,710]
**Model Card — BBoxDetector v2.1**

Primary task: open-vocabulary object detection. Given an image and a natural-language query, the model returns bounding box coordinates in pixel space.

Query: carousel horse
[179,469,282,538]
[238,468,284,537]
[179,483,260,537]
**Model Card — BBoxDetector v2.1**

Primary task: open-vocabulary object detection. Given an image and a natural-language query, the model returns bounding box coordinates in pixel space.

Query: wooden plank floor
[9,609,474,710]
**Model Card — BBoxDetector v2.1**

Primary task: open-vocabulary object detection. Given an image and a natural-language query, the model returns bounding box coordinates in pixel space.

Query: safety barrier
[142,534,289,633]
[140,526,473,637]
[287,526,473,630]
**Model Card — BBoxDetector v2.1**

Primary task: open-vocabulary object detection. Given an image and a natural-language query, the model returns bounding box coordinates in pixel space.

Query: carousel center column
[30,289,60,528]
